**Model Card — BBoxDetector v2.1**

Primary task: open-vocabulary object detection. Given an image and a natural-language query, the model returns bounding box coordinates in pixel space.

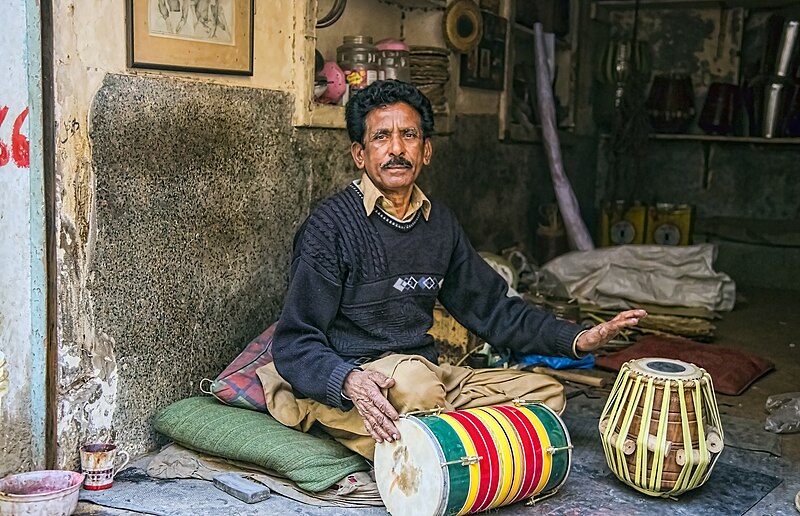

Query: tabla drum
[374,402,572,516]
[599,358,724,497]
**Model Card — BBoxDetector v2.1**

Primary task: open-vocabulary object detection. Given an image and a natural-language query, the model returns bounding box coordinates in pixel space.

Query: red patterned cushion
[595,335,774,396]
[206,322,276,411]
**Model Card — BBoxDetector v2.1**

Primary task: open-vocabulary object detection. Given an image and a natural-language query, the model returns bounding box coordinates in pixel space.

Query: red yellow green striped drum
[374,402,572,516]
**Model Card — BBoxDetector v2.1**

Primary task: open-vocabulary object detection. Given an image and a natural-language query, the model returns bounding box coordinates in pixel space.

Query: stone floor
[74,286,800,515]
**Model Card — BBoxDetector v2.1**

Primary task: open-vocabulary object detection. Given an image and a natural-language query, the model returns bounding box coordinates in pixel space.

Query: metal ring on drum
[598,357,725,497]
[374,402,572,516]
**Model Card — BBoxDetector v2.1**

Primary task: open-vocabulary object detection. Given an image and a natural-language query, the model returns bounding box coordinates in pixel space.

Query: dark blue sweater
[273,184,583,409]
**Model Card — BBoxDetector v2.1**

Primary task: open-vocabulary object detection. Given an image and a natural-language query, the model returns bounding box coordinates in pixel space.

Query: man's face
[351,102,433,196]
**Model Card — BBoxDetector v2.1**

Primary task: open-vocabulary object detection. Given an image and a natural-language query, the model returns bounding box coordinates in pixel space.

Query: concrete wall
[52,0,586,467]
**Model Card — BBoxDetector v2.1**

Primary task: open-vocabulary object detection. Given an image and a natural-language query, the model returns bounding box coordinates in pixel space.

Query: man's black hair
[345,80,435,144]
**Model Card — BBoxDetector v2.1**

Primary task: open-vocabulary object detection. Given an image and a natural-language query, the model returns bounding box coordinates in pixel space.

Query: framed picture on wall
[459,10,507,91]
[127,0,254,75]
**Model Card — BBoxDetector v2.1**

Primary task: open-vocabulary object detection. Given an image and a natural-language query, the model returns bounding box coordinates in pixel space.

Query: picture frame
[127,0,254,76]
[459,10,507,91]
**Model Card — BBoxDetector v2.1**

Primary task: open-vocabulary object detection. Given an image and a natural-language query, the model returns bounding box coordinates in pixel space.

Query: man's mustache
[381,156,413,169]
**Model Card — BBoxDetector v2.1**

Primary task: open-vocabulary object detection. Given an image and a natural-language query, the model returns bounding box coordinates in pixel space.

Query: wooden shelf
[301,104,346,129]
[591,0,800,10]
[511,24,572,50]
[513,23,536,37]
[651,133,800,144]
[506,123,578,145]
[294,0,453,128]
[379,0,445,9]
[600,132,800,144]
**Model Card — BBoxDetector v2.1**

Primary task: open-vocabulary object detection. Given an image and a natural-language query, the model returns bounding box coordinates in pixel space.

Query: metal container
[699,82,740,135]
[336,35,378,104]
[645,203,693,246]
[599,200,647,246]
[375,39,410,83]
[762,15,800,78]
[748,75,799,138]
[763,81,786,138]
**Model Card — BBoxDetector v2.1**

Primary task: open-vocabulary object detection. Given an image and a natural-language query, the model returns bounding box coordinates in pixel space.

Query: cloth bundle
[542,244,736,312]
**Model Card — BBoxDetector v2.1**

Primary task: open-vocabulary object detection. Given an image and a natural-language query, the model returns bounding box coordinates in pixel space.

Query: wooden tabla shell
[374,403,572,516]
[599,357,724,497]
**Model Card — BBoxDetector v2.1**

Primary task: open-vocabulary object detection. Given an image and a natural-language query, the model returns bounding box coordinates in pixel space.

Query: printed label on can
[345,69,368,89]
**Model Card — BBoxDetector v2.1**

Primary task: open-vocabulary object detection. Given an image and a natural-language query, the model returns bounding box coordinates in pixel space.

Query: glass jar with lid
[337,35,378,104]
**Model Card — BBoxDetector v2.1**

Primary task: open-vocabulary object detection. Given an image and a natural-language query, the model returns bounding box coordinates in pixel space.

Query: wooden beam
[592,0,800,12]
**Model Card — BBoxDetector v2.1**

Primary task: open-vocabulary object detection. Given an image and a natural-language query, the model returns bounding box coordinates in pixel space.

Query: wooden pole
[532,366,606,388]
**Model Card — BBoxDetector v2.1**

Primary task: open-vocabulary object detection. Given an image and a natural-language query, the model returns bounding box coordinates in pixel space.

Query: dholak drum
[599,358,724,497]
[374,402,572,516]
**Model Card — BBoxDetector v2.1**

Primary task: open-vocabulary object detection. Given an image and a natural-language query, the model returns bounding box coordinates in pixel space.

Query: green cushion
[152,397,369,492]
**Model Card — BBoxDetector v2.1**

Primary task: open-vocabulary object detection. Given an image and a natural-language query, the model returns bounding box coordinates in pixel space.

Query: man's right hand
[342,369,400,444]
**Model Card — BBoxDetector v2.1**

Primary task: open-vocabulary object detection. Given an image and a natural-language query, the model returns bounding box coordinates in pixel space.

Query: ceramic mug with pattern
[80,443,130,490]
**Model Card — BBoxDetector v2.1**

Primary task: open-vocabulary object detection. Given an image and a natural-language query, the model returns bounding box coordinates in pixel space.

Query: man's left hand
[575,309,647,353]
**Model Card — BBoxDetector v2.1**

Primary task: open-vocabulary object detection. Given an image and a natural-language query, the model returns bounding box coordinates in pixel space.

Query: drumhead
[628,357,703,381]
[374,417,446,516]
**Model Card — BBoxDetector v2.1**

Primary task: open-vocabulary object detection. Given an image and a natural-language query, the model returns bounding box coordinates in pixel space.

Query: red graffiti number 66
[0,106,30,169]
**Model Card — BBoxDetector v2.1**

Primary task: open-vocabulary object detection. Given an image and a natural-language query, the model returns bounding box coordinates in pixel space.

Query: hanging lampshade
[595,38,651,85]
[594,0,651,86]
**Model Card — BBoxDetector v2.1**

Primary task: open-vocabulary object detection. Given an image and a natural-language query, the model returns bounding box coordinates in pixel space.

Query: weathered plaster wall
[597,139,800,289]
[0,0,46,476]
[599,140,800,220]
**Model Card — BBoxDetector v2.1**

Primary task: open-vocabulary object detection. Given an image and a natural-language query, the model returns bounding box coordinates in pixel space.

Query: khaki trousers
[257,354,565,460]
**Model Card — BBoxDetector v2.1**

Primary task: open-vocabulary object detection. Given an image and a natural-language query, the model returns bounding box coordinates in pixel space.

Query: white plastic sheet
[541,244,736,312]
